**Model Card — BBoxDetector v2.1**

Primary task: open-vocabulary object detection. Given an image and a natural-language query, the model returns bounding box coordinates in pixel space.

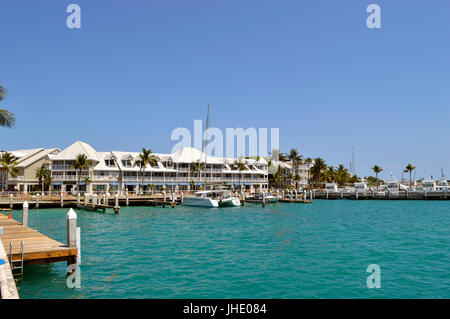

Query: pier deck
[0,213,77,266]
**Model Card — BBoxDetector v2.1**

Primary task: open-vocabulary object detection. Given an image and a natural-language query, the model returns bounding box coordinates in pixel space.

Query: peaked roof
[52,141,99,161]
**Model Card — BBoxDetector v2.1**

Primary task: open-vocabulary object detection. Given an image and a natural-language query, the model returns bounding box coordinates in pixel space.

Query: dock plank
[0,213,77,266]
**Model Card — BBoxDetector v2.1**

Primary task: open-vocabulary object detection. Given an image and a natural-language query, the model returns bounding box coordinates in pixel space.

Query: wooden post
[303,190,307,202]
[126,192,129,206]
[22,201,29,226]
[103,193,107,205]
[309,190,313,202]
[355,190,358,200]
[326,190,329,200]
[36,193,40,209]
[163,191,166,203]
[9,194,13,209]
[171,193,175,208]
[181,192,184,204]
[282,190,285,199]
[262,191,266,207]
[60,192,64,207]
[341,189,344,199]
[114,194,119,214]
[77,193,81,208]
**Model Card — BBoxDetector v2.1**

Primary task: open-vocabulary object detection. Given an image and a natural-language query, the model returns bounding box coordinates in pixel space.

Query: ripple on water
[8,200,450,299]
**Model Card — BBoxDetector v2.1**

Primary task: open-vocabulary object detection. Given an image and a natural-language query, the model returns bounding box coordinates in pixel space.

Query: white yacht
[183,190,220,208]
[219,194,241,207]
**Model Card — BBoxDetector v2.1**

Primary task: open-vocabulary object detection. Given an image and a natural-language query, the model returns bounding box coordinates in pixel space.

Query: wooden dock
[0,213,77,266]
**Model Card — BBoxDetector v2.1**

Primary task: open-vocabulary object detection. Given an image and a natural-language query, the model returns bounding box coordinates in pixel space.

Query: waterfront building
[1,148,59,193]
[4,141,269,193]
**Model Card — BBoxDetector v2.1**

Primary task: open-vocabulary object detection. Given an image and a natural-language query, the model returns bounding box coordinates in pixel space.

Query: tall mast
[200,104,210,187]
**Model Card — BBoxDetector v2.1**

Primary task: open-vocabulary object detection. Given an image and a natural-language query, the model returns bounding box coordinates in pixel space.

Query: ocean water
[5,200,450,299]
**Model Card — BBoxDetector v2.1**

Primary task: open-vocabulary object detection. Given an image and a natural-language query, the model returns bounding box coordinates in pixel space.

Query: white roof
[52,141,99,161]
[17,148,59,168]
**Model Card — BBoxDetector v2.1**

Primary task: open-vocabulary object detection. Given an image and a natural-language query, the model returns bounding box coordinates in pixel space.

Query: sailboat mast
[200,104,210,187]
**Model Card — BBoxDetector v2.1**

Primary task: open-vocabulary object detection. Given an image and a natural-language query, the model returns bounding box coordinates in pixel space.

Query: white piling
[181,192,184,204]
[67,208,77,248]
[84,193,89,207]
[92,194,98,208]
[77,193,81,208]
[103,193,107,205]
[115,194,119,208]
[303,190,307,202]
[326,190,329,200]
[126,192,129,206]
[76,227,81,265]
[163,191,167,203]
[22,201,29,226]
[171,192,175,203]
[60,192,64,207]
[36,193,40,209]
[9,194,13,209]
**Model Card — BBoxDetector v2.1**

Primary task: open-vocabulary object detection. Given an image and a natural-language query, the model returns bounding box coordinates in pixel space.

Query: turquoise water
[5,200,450,299]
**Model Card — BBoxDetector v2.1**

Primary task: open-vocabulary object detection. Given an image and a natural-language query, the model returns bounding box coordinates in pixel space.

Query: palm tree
[35,163,51,191]
[232,158,247,190]
[372,165,383,187]
[83,176,92,193]
[0,85,16,128]
[404,163,416,188]
[190,161,205,190]
[0,152,19,191]
[135,148,158,194]
[288,148,303,179]
[310,157,327,187]
[336,164,350,188]
[70,154,92,194]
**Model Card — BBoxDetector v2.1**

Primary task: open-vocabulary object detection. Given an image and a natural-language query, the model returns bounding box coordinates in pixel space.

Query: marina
[3,200,449,299]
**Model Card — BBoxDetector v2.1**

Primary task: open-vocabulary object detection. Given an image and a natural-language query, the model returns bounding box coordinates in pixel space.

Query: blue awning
[125,182,137,186]
[52,182,62,186]
[79,182,86,186]
[178,183,189,186]
[110,182,119,186]
[165,183,176,186]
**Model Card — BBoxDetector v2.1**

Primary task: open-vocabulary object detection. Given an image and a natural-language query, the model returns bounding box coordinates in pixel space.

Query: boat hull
[219,197,241,207]
[183,197,219,208]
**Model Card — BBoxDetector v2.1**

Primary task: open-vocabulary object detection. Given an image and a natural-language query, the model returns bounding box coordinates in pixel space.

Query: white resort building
[3,141,269,193]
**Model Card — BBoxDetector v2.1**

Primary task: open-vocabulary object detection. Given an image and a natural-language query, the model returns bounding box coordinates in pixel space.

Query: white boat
[265,195,278,203]
[219,196,241,207]
[183,191,220,208]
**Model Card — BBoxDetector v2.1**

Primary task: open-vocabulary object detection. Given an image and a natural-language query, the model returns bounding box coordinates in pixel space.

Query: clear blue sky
[1,0,449,179]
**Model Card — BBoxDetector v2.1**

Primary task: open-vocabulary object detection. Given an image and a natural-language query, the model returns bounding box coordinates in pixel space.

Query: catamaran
[182,104,241,208]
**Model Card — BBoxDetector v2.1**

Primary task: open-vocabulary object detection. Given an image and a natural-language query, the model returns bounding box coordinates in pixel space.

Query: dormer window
[105,159,115,167]
[122,160,132,167]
